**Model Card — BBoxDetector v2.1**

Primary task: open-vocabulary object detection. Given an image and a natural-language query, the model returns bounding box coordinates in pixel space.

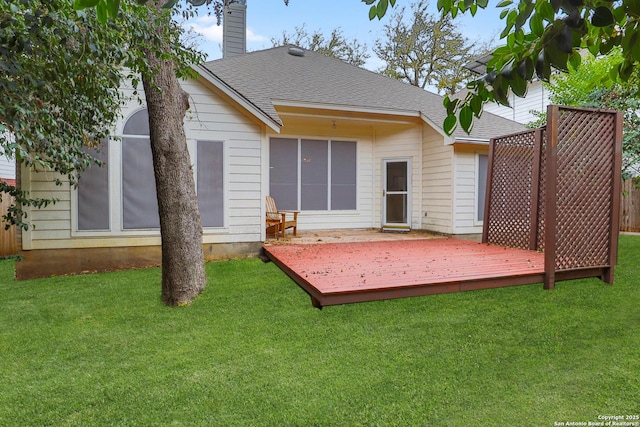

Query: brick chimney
[223,0,247,58]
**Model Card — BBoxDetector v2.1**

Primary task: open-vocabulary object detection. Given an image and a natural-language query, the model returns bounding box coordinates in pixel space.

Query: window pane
[123,109,150,136]
[122,137,160,229]
[77,140,109,230]
[386,194,407,223]
[301,139,328,210]
[269,138,298,210]
[331,141,356,210]
[386,161,408,192]
[197,141,224,227]
[477,154,489,222]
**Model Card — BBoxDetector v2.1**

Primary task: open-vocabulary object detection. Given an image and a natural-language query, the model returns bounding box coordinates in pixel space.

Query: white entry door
[382,159,411,231]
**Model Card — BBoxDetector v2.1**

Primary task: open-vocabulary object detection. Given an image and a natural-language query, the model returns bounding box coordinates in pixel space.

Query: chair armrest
[279,211,298,221]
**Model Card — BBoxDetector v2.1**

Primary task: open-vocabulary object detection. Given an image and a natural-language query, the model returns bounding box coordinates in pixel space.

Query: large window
[122,109,160,229]
[77,140,109,231]
[269,138,356,211]
[76,109,226,232]
[197,140,224,227]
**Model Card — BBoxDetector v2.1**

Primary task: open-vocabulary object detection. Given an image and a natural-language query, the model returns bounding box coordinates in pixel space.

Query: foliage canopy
[537,50,640,177]
[0,0,202,229]
[373,0,489,95]
[271,25,370,67]
[365,0,640,135]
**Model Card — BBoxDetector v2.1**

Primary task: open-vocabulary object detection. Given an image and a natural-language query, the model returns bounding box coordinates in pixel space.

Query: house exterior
[463,53,551,125]
[0,147,15,185]
[15,46,524,279]
[15,2,524,278]
[482,80,550,125]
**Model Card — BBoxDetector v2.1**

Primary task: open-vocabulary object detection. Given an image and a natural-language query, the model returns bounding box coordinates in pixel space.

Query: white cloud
[246,28,268,43]
[186,15,223,43]
[182,16,271,60]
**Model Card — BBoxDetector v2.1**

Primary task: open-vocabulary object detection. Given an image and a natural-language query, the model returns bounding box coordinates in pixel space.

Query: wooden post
[604,111,624,284]
[529,128,543,251]
[543,106,559,290]
[482,138,496,244]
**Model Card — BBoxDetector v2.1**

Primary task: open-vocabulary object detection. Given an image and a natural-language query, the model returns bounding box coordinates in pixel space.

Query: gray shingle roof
[201,46,525,140]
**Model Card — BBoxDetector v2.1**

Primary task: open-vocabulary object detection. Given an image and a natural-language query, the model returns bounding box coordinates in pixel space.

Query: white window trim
[272,136,358,212]
[73,107,230,237]
[474,152,489,227]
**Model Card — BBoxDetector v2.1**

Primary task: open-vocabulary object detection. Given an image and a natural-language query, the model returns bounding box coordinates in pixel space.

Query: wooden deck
[263,238,545,308]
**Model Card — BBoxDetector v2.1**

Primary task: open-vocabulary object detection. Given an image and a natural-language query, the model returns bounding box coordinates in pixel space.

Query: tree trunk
[142,48,207,306]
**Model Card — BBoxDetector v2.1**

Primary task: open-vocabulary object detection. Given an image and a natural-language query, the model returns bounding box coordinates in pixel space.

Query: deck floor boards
[264,238,545,307]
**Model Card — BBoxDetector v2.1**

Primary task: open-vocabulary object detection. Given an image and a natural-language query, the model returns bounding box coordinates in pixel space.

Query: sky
[183,0,507,71]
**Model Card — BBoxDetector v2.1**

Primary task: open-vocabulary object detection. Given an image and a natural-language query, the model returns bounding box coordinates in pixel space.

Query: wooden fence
[621,178,640,232]
[483,105,622,289]
[0,195,18,257]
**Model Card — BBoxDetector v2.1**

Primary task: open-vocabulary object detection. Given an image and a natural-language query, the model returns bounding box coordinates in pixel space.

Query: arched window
[121,109,160,229]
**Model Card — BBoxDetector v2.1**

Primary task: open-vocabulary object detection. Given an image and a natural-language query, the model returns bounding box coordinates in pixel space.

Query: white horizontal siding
[452,146,489,234]
[185,77,264,241]
[0,156,14,180]
[374,124,423,230]
[0,137,15,180]
[26,75,266,250]
[483,81,549,126]
[422,126,453,234]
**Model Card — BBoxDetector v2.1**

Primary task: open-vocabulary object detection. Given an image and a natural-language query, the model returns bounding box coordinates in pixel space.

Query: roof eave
[272,99,422,118]
[449,137,491,146]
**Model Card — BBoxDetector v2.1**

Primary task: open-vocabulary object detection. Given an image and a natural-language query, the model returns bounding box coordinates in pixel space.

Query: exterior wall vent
[287,47,305,57]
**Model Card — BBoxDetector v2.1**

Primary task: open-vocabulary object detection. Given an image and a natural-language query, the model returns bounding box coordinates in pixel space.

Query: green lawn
[0,237,638,427]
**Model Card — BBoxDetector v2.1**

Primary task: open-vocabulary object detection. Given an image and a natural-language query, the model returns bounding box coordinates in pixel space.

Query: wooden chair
[266,196,298,239]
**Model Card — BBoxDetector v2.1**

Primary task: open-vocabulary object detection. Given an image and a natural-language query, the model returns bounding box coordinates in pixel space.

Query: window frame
[269,136,358,212]
[474,152,489,226]
[73,107,229,237]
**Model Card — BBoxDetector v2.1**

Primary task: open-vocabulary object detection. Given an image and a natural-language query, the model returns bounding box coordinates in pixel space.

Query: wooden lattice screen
[483,106,622,289]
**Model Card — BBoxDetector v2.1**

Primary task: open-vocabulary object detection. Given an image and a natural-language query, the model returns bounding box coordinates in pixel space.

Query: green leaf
[107,0,119,18]
[530,13,544,36]
[443,114,457,136]
[557,25,574,53]
[517,57,534,80]
[477,0,489,7]
[539,2,555,22]
[369,5,377,20]
[377,0,388,19]
[568,51,581,70]
[619,61,634,81]
[73,0,100,10]
[547,40,569,70]
[591,6,614,27]
[96,0,107,23]
[496,0,512,7]
[492,76,510,106]
[445,97,459,115]
[162,0,178,9]
[470,95,484,116]
[459,106,473,134]
[632,34,640,62]
[510,74,528,97]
